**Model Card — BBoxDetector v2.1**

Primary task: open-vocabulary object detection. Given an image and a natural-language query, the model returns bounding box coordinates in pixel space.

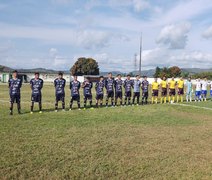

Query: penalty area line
[171,103,212,111]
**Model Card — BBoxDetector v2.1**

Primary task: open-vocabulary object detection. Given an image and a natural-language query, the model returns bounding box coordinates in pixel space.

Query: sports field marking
[171,102,212,111]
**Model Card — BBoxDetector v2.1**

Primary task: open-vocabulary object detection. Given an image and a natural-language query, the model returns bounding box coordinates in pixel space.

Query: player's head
[74,76,77,81]
[204,77,207,81]
[127,74,131,80]
[144,76,147,80]
[117,74,121,80]
[154,77,157,82]
[163,76,166,80]
[34,72,39,79]
[108,72,112,78]
[136,75,140,80]
[197,78,200,82]
[58,71,63,79]
[86,77,90,82]
[180,76,183,80]
[172,77,175,80]
[100,76,104,81]
[188,77,191,81]
[12,70,18,78]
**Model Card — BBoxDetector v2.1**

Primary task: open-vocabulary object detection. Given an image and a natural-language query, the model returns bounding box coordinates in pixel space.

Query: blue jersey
[30,78,43,95]
[142,80,149,92]
[8,78,22,95]
[105,78,115,92]
[54,78,66,95]
[70,80,80,96]
[114,79,123,93]
[95,81,105,95]
[124,79,133,92]
[186,81,192,93]
[83,81,93,96]
[134,80,141,92]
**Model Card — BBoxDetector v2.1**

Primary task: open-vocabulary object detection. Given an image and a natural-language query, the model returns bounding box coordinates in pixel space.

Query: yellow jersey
[178,80,184,89]
[161,80,167,88]
[152,82,159,90]
[169,80,176,89]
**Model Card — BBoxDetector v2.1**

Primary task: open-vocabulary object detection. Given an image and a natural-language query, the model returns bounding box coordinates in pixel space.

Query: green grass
[0,84,212,179]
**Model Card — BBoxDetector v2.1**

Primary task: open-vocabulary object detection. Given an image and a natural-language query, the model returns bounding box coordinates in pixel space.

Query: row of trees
[154,66,182,78]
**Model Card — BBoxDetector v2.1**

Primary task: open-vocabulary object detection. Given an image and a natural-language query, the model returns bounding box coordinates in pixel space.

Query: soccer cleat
[69,109,72,111]
[9,111,13,115]
[39,111,42,114]
[78,108,81,110]
[62,109,66,112]
[55,110,58,112]
[30,111,33,114]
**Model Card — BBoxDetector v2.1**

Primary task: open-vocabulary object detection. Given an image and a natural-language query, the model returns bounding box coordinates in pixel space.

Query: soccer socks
[172,96,175,103]
[39,102,42,112]
[181,96,183,102]
[177,95,179,103]
[17,103,21,113]
[151,97,154,104]
[169,96,171,103]
[106,98,109,106]
[77,100,80,109]
[55,101,58,110]
[9,102,13,115]
[31,102,34,112]
[62,101,65,110]
[164,97,167,103]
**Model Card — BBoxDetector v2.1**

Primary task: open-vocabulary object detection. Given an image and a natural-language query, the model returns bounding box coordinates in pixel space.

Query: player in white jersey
[195,78,202,102]
[201,78,208,101]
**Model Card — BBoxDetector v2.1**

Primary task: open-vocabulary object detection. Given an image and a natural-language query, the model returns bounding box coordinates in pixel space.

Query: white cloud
[132,0,150,12]
[49,48,58,57]
[202,25,212,39]
[156,23,191,49]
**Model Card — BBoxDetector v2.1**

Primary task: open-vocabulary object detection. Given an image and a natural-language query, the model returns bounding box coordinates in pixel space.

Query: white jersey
[201,81,207,91]
[211,82,212,90]
[195,82,202,91]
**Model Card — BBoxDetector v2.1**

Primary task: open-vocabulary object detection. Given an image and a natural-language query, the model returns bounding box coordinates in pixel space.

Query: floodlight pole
[139,33,142,76]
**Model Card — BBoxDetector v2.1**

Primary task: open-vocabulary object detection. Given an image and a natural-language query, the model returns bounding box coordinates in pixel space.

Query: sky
[0,0,212,72]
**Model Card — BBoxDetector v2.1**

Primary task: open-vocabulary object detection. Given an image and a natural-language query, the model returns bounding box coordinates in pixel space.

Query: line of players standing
[8,70,212,115]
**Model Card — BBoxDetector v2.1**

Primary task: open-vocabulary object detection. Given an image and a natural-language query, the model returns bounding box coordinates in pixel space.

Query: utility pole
[134,53,137,73]
[139,33,142,76]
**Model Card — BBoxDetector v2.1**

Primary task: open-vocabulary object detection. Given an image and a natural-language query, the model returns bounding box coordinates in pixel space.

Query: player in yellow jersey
[177,77,184,103]
[160,76,168,103]
[151,77,159,104]
[168,77,176,103]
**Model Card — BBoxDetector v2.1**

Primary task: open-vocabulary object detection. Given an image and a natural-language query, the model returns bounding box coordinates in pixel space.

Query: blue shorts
[210,90,212,96]
[31,94,42,102]
[201,90,207,95]
[10,94,21,103]
[195,91,201,97]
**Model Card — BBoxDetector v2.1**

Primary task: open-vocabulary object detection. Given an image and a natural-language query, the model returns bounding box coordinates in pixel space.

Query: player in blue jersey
[8,70,22,115]
[69,76,81,110]
[123,74,134,106]
[95,76,105,108]
[132,75,141,105]
[54,72,66,112]
[114,74,123,106]
[82,77,93,109]
[30,72,44,114]
[105,73,115,107]
[141,76,149,105]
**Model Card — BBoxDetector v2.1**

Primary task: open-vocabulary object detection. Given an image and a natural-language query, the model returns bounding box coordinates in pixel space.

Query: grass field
[0,83,212,179]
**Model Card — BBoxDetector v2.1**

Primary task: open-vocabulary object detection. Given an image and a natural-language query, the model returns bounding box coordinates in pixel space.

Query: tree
[169,66,181,77]
[154,66,161,78]
[70,57,99,76]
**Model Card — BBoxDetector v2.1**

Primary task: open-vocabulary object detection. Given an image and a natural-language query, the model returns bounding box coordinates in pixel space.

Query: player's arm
[8,79,10,89]
[30,80,33,90]
[64,79,66,87]
[70,82,72,89]
[54,79,56,87]
[90,82,93,89]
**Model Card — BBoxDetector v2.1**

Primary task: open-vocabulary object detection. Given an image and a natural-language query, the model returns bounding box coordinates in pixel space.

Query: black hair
[100,76,104,79]
[35,72,39,75]
[117,74,121,77]
[127,74,131,77]
[12,70,18,73]
[58,71,63,76]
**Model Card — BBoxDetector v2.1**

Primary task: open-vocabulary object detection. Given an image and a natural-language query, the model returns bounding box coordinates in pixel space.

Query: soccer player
[69,76,81,110]
[201,78,208,101]
[82,77,93,109]
[114,74,123,106]
[123,74,134,106]
[210,81,212,100]
[30,72,44,114]
[151,77,159,104]
[54,72,66,112]
[177,77,185,103]
[195,78,202,102]
[8,70,22,115]
[105,73,115,107]
[132,75,141,105]
[141,76,149,105]
[168,77,176,103]
[186,77,193,102]
[160,76,168,104]
[95,76,105,108]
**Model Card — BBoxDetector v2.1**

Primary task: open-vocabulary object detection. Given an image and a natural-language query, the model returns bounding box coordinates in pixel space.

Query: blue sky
[0,0,212,72]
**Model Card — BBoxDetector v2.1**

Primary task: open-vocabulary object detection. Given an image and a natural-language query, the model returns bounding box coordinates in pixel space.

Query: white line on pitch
[171,103,212,111]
